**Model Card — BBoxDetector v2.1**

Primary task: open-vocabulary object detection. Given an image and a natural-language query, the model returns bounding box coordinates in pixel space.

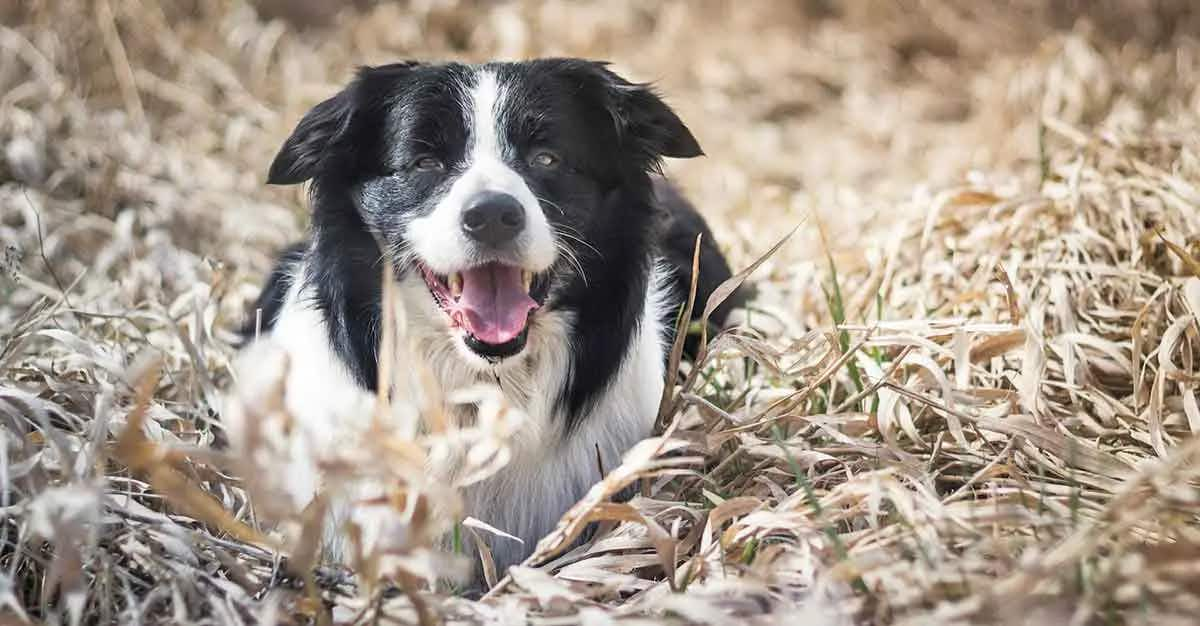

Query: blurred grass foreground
[2,1,1200,624]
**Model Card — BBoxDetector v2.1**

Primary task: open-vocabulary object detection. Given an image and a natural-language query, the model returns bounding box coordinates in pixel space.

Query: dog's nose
[461,192,525,246]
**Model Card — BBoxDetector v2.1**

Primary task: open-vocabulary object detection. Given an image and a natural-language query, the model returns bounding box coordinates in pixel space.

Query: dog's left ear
[588,62,703,162]
[616,83,704,159]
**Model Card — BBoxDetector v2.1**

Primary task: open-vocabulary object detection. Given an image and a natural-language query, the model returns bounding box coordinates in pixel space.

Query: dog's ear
[267,90,355,185]
[586,62,703,163]
[268,61,424,185]
[617,84,704,159]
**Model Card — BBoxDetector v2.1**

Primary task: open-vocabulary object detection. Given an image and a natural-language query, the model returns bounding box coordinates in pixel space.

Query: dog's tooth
[449,272,463,298]
[521,270,533,292]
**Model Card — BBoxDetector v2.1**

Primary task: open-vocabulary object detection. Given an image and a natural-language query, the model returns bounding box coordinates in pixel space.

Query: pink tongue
[455,263,537,344]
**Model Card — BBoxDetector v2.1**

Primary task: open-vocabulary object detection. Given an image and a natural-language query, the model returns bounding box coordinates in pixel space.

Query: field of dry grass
[3,1,1200,624]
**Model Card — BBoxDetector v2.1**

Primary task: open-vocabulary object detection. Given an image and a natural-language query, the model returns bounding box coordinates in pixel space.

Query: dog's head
[268,59,700,366]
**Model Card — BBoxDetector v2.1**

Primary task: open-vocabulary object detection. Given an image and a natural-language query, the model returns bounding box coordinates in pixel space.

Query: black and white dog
[247,59,741,578]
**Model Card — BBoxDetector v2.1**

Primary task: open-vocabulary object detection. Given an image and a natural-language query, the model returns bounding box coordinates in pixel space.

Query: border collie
[245,59,741,580]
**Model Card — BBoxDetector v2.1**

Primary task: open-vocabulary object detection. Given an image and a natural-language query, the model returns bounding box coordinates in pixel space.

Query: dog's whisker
[535,194,567,216]
[385,241,417,272]
[554,240,589,287]
[553,227,603,259]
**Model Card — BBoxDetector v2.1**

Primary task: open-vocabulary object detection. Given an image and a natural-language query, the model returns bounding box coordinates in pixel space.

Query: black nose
[461,192,525,246]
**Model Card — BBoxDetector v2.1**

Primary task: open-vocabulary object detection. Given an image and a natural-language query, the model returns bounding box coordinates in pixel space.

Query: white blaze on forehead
[469,70,505,163]
[405,68,557,274]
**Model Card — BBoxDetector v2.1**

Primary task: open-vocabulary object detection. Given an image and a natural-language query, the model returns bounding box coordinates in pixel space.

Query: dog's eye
[529,150,560,170]
[413,156,445,172]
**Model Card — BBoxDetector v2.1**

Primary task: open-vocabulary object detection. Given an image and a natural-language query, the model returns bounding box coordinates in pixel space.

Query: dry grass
[3,1,1200,624]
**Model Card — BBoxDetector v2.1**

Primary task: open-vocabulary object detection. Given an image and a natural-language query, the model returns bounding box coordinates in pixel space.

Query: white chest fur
[249,262,672,576]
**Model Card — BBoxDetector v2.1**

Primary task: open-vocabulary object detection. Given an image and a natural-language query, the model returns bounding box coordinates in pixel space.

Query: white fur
[253,258,674,576]
[265,274,374,445]
[248,264,378,558]
[406,70,556,274]
[460,262,674,572]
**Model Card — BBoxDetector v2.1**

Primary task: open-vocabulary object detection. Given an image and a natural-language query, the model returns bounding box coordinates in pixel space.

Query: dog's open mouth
[418,261,551,359]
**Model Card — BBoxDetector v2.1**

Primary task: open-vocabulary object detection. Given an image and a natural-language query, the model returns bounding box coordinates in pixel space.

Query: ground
[2,1,1200,624]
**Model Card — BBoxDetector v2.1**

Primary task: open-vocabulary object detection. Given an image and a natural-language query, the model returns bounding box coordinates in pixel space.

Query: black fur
[653,179,747,354]
[250,59,740,433]
[243,240,306,338]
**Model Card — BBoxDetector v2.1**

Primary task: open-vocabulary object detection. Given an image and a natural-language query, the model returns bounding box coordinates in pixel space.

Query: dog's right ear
[267,89,355,185]
[268,62,423,185]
